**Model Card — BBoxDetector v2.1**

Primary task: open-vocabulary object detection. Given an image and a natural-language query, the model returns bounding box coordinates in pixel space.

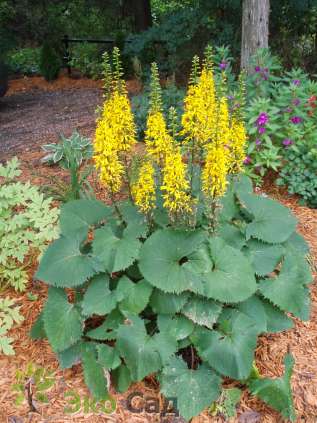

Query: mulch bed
[0,76,316,423]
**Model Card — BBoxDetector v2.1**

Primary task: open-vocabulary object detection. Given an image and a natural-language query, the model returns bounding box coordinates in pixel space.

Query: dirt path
[0,87,102,155]
[0,76,141,157]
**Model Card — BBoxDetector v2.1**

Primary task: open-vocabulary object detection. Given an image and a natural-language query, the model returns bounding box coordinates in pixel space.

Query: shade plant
[32,48,312,421]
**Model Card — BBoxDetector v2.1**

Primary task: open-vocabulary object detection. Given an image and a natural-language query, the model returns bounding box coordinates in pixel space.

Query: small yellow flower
[145,111,174,164]
[132,161,156,213]
[94,90,137,193]
[216,96,230,147]
[202,145,228,198]
[161,147,192,215]
[228,118,247,173]
[182,68,217,147]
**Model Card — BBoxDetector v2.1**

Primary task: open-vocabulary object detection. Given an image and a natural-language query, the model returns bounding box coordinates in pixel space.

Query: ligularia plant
[32,48,312,421]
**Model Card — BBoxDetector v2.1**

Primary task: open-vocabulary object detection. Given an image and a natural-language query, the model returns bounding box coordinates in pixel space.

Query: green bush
[41,131,94,201]
[276,143,317,207]
[32,176,312,421]
[69,42,104,79]
[0,157,59,292]
[7,47,41,75]
[39,41,61,81]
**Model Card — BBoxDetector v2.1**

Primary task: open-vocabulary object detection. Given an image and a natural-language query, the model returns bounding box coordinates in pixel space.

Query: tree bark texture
[241,0,270,73]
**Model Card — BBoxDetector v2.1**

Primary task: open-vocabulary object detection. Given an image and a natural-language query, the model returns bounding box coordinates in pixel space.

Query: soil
[0,76,316,423]
[0,76,141,157]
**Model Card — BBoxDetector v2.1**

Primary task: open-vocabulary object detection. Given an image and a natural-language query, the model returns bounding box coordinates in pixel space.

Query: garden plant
[31,48,312,421]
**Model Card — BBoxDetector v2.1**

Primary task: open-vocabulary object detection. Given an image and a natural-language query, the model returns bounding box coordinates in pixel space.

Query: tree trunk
[123,0,152,32]
[241,0,270,73]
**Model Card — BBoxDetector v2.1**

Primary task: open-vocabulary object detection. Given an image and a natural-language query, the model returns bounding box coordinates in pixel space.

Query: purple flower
[227,95,234,100]
[292,98,300,106]
[285,107,292,113]
[219,61,227,70]
[256,112,269,126]
[264,67,269,73]
[255,66,261,72]
[292,79,300,86]
[243,156,252,165]
[282,138,293,147]
[290,116,302,124]
[255,139,262,146]
[258,126,266,134]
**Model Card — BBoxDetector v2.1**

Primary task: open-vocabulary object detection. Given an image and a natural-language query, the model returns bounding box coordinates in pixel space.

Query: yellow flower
[228,118,247,173]
[132,161,156,213]
[94,90,137,193]
[202,145,228,198]
[145,111,174,164]
[181,68,217,147]
[215,96,230,147]
[94,150,124,193]
[161,147,192,215]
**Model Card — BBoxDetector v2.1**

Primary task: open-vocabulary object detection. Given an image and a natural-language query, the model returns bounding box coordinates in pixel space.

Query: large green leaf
[261,298,294,333]
[203,237,257,303]
[86,309,124,340]
[237,295,293,334]
[245,239,284,276]
[30,311,46,340]
[157,315,194,340]
[43,287,83,352]
[57,342,82,369]
[182,296,222,329]
[249,354,296,422]
[116,276,153,315]
[112,364,132,393]
[238,192,297,243]
[218,223,245,250]
[284,232,309,255]
[82,347,108,401]
[116,316,163,381]
[60,199,112,238]
[139,229,207,294]
[97,344,121,370]
[259,252,311,319]
[93,225,141,273]
[161,356,221,421]
[191,309,258,380]
[81,274,117,316]
[150,289,190,314]
[36,236,102,287]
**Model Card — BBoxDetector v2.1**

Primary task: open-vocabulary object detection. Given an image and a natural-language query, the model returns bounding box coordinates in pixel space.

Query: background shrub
[39,41,62,81]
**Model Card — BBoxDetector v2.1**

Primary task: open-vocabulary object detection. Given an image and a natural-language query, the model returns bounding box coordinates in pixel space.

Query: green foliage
[248,354,296,421]
[276,143,317,208]
[32,175,312,421]
[210,387,242,419]
[0,297,24,355]
[41,131,94,201]
[12,362,56,406]
[39,41,61,82]
[69,42,103,79]
[7,47,40,75]
[0,157,59,292]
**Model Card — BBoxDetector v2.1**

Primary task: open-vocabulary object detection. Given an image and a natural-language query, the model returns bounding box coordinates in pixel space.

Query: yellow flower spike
[94,86,137,193]
[145,111,174,164]
[161,148,192,216]
[132,161,156,213]
[202,144,228,199]
[182,67,217,147]
[228,118,247,173]
[95,151,124,194]
[216,96,230,148]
